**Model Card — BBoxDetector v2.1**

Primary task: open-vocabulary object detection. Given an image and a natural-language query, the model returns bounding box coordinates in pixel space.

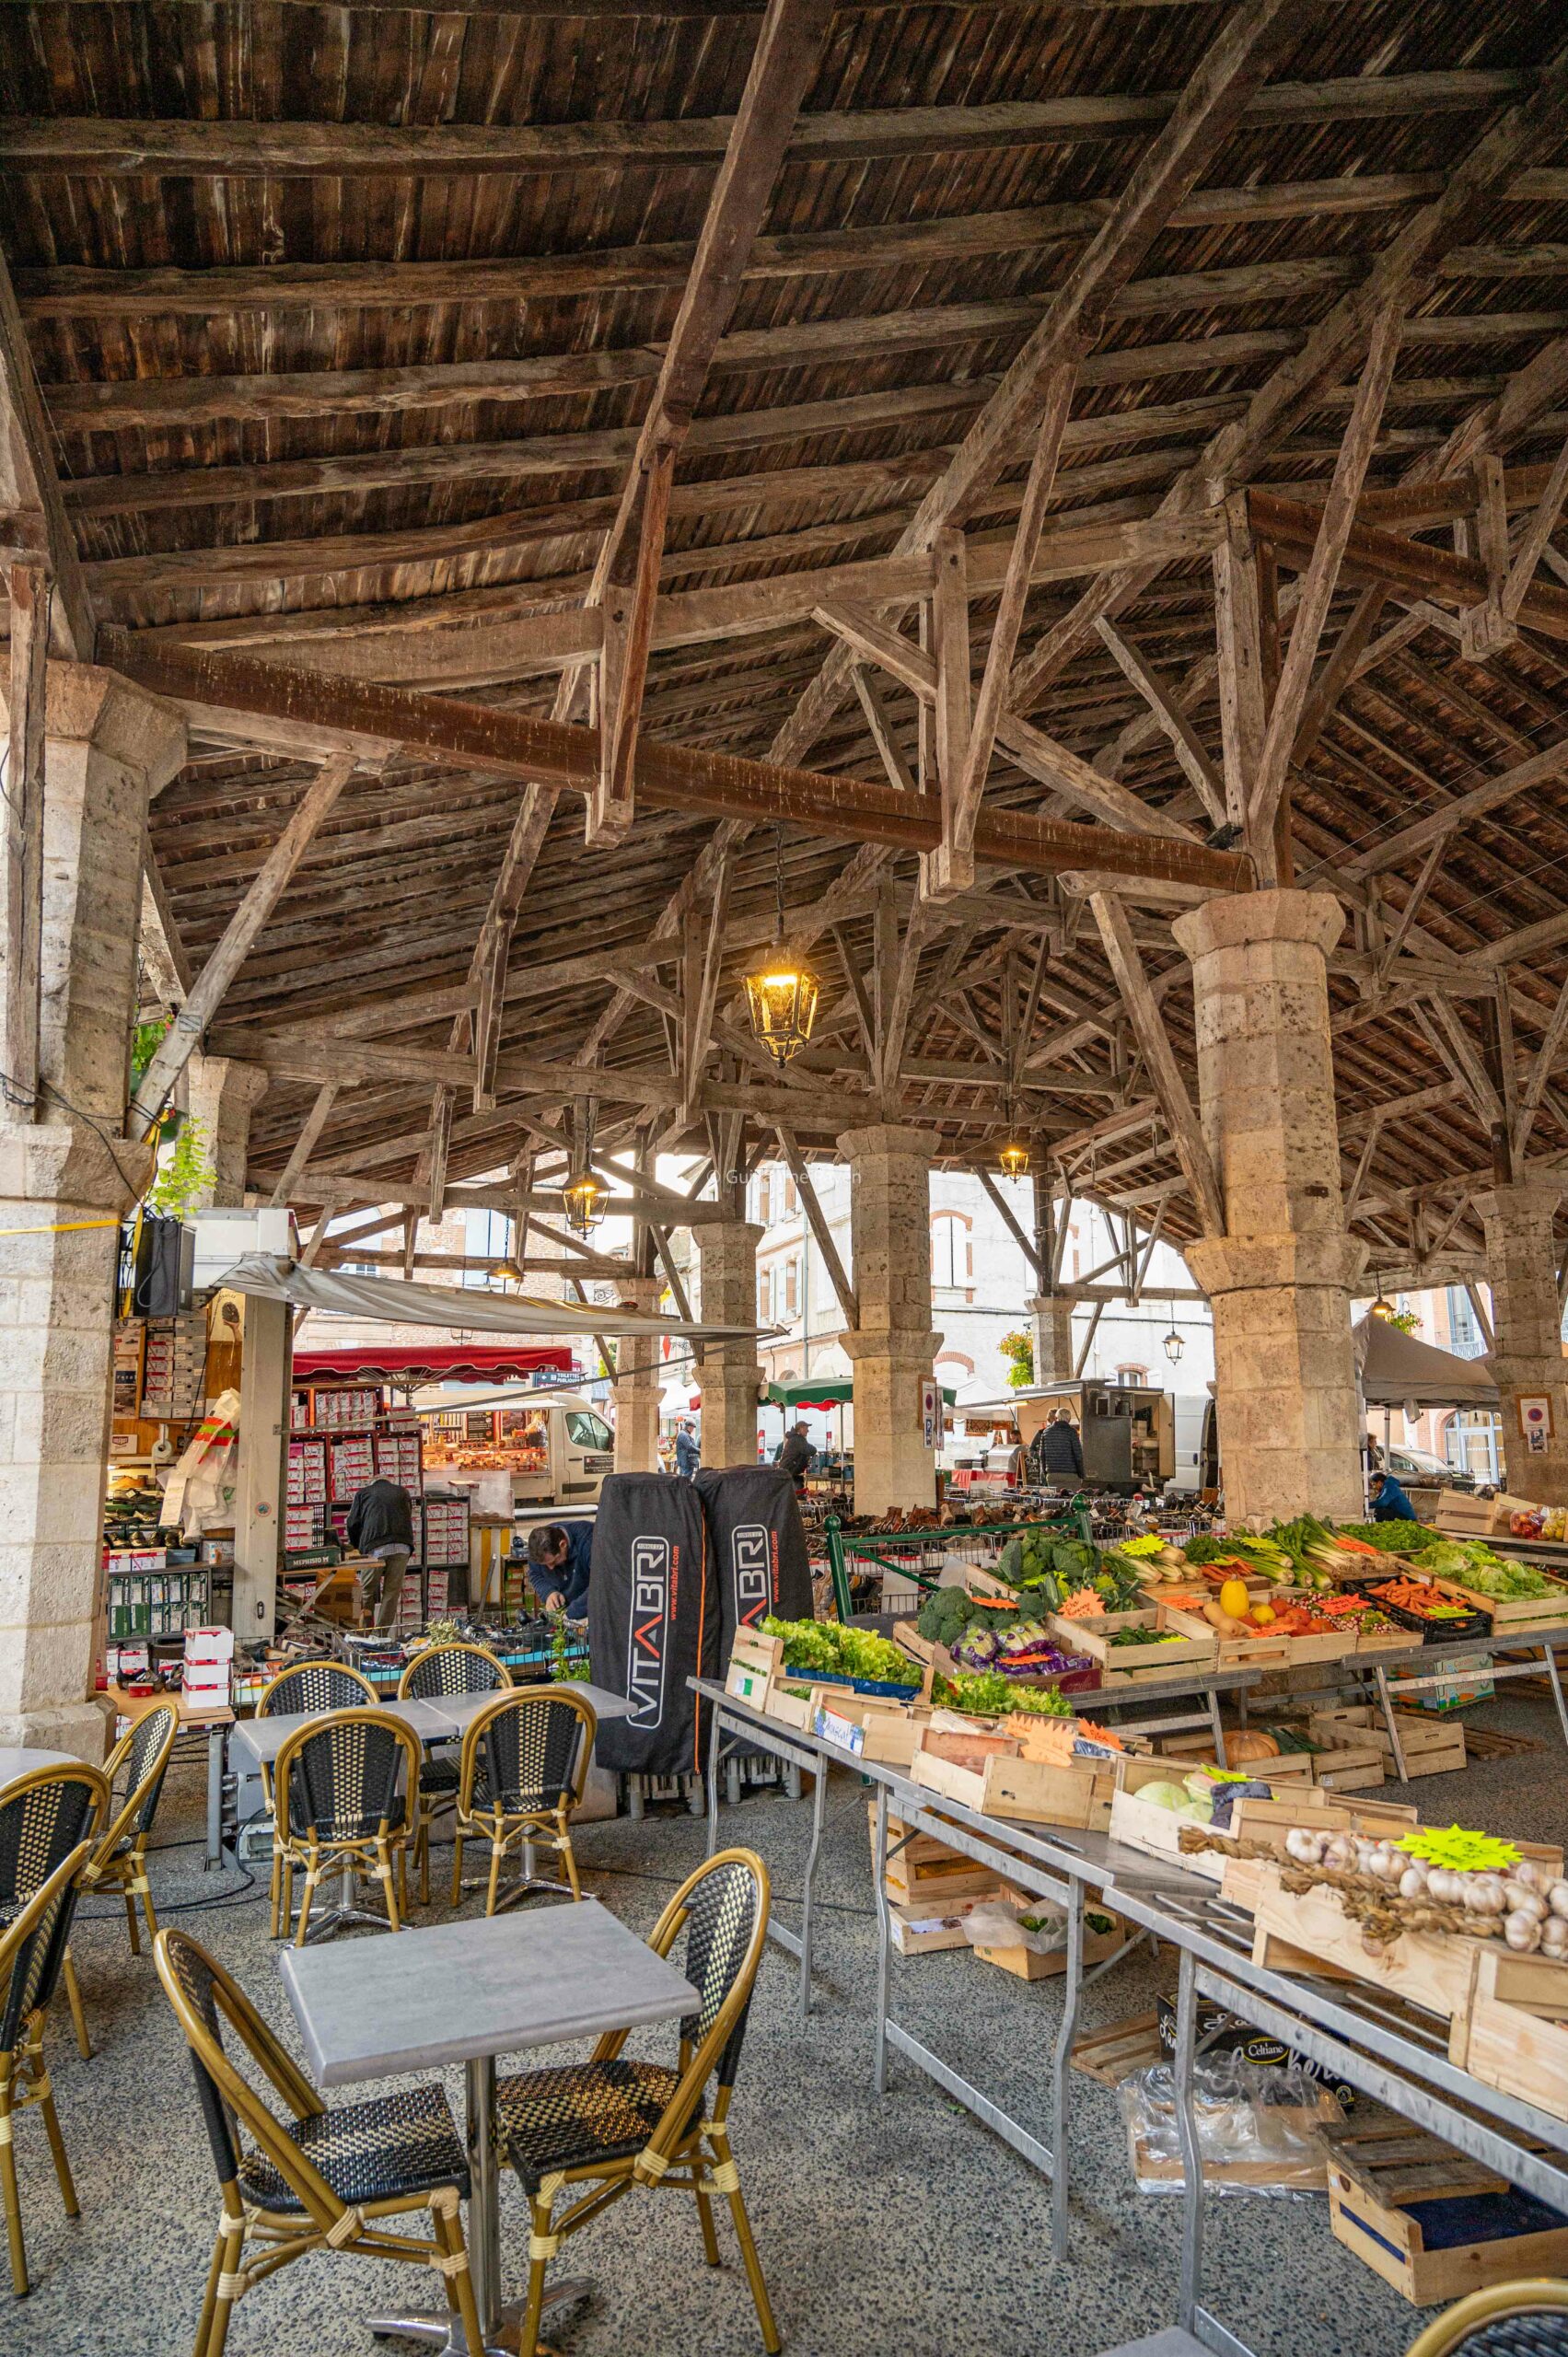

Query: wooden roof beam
[0,239,92,657]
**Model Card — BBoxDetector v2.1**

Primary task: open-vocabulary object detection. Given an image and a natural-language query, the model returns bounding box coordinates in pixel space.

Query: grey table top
[280,1898,699,2086]
[432,1678,636,1730]
[0,1747,81,1786]
[230,1694,451,1770]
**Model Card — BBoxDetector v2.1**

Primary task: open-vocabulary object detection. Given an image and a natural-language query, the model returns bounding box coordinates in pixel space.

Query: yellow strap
[128,1876,150,1897]
[219,2211,247,2235]
[639,2150,672,2181]
[538,2171,567,2203]
[324,2206,365,2248]
[30,2073,51,2103]
[708,2159,740,2195]
[528,2233,561,2261]
[0,2116,12,2146]
[428,2247,470,2278]
[428,2187,461,2220]
[217,2270,251,2302]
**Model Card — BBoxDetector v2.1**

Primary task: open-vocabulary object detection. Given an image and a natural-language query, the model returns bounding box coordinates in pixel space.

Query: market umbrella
[1352,1316,1498,1411]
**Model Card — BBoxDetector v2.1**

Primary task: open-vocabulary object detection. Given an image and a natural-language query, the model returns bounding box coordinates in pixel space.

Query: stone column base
[1475,1183,1568,1505]
[693,1355,764,1470]
[840,1327,943,1518]
[0,1698,111,1765]
[1186,1232,1367,1529]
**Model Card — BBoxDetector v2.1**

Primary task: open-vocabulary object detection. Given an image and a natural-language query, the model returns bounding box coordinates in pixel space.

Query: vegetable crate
[1449,1945,1568,2124]
[1247,1862,1481,2020]
[1442,1577,1568,1630]
[912,1742,1119,1830]
[1323,2120,1568,2305]
[1309,1706,1467,1779]
[1048,1608,1215,1682]
[891,1891,1005,1957]
[873,1806,1000,1909]
[1152,1598,1295,1670]
[1108,1756,1232,1882]
[824,1512,1088,1622]
[972,1898,1130,1981]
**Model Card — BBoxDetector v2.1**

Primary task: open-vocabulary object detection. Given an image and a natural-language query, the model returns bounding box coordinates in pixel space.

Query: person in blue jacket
[1368,1469,1418,1523]
[525,1520,595,1616]
[674,1420,701,1478]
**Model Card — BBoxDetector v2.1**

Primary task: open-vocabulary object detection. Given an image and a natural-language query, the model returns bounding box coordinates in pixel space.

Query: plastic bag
[161,1387,240,1537]
[1118,2049,1341,2197]
[962,1899,1069,1956]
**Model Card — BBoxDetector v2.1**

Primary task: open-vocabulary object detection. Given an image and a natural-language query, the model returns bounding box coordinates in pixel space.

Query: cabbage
[1133,1780,1191,1814]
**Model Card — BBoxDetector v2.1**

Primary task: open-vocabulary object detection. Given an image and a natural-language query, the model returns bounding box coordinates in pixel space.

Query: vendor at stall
[526,1520,595,1616]
[1368,1468,1419,1523]
[345,1475,416,1630]
[775,1422,817,1495]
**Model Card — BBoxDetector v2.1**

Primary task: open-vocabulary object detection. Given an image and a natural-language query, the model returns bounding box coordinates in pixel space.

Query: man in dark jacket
[345,1477,416,1631]
[775,1422,816,1492]
[1040,1410,1086,1488]
[674,1420,701,1479]
[1368,1469,1418,1523]
[526,1520,595,1617]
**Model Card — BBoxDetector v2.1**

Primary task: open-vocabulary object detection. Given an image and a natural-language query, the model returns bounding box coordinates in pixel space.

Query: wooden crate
[1250,1864,1481,2019]
[1324,2120,1568,2305]
[1156,1734,1316,1782]
[725,1629,783,1709]
[873,1806,999,1907]
[1153,1598,1295,1670]
[1313,1743,1386,1793]
[1047,1608,1214,1682]
[918,1724,1020,1772]
[890,1889,1005,1956]
[912,1743,1116,1830]
[973,1903,1130,1981]
[1132,2090,1342,2190]
[1441,1576,1568,1630]
[1070,2009,1165,2086]
[1449,1945,1568,2122]
[1109,1756,1230,1881]
[1311,1705,1467,1775]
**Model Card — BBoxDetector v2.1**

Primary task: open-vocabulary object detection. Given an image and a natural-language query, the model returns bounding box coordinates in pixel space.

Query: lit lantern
[744,949,820,1066]
[1163,1325,1184,1364]
[1370,1290,1396,1323]
[997,1137,1031,1181]
[563,1169,606,1237]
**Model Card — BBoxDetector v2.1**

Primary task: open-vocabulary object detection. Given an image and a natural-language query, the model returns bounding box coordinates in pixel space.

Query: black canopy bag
[694,1466,815,1652]
[587,1474,718,1778]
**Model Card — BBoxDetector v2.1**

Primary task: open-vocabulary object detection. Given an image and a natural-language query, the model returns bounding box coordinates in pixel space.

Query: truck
[418,1390,616,1514]
[955,1381,1217,1495]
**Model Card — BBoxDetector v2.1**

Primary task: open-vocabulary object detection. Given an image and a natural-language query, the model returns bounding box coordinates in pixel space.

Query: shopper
[345,1475,416,1631]
[526,1520,595,1616]
[1040,1408,1086,1487]
[775,1422,817,1494]
[674,1419,701,1478]
[1368,1469,1418,1523]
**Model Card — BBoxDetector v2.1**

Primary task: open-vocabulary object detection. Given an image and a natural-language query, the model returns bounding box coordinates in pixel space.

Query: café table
[280,1898,698,2354]
[0,1747,77,1783]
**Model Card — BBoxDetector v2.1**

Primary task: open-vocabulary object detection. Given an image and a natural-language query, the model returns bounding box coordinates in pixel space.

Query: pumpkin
[1218,1577,1250,1621]
[1224,1731,1280,1764]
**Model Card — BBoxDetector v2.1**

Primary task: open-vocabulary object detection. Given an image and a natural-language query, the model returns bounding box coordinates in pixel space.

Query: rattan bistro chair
[155,1927,487,2357]
[0,1841,94,2296]
[64,1699,180,2059]
[495,1848,777,2357]
[1406,2283,1568,2357]
[397,1643,508,1904]
[449,1689,596,1915]
[271,1710,422,1947]
[0,1764,110,2076]
[257,1661,377,1930]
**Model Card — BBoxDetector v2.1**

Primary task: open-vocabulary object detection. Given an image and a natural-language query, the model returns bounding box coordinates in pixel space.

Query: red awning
[292,1344,577,1387]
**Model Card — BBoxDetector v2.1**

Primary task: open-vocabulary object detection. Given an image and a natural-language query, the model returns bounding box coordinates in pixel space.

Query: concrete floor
[8,1689,1566,2357]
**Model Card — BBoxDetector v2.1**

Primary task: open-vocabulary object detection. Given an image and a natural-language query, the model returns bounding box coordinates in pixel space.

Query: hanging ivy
[998,1329,1034,1388]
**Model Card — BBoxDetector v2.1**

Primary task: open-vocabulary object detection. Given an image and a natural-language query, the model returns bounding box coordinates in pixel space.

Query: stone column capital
[839,1325,943,1364]
[0,1117,156,1216]
[1174,887,1345,967]
[1473,1179,1565,1229]
[837,1122,940,1166]
[693,1219,764,1256]
[190,1054,271,1116]
[45,661,187,795]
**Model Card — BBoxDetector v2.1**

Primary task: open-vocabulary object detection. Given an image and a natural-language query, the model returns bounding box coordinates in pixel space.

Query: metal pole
[1050,1877,1082,2260]
[872,1782,891,2096]
[1174,1946,1205,2332]
[798,1748,828,2022]
[466,2054,502,2341]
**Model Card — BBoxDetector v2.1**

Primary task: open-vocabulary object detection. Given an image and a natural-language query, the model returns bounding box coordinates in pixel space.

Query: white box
[192,1208,299,1292]
[183,1626,235,1665]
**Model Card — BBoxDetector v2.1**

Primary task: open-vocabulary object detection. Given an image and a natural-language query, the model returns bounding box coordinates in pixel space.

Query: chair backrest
[259,1660,377,1717]
[155,1926,346,2227]
[275,1708,422,1842]
[636,1849,769,2175]
[0,1762,110,1909]
[0,1840,94,2055]
[99,1700,180,1852]
[1405,2283,1568,2357]
[398,1640,508,1701]
[459,1689,596,1815]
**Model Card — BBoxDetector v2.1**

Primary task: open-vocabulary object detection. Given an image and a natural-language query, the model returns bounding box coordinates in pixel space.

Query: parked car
[1378,1441,1477,1493]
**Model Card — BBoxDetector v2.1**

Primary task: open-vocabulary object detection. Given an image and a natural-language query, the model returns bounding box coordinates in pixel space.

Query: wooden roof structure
[6,0,1568,1302]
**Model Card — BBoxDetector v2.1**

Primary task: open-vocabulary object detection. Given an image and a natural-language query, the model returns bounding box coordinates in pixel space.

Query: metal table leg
[705,1702,723,1858]
[872,1782,891,2096]
[367,2052,590,2352]
[1174,1945,1204,2335]
[1048,1878,1082,2261]
[205,1724,226,1869]
[1374,1663,1411,1782]
[1206,1687,1229,1770]
[796,1750,828,2023]
[1541,1641,1568,1750]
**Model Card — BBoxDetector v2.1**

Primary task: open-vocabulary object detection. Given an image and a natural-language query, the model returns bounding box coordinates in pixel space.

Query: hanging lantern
[997,1137,1031,1181]
[563,1169,606,1237]
[745,824,819,1065]
[1370,1289,1397,1323]
[1163,1325,1184,1364]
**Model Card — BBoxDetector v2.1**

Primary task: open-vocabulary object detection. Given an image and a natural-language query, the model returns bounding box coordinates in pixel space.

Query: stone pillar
[692,1220,764,1469]
[233,1295,291,1640]
[838,1124,942,1517]
[1028,1291,1076,1385]
[612,1275,663,1473]
[1474,1182,1568,1504]
[0,667,185,1758]
[1173,891,1366,1529]
[186,1054,269,1208]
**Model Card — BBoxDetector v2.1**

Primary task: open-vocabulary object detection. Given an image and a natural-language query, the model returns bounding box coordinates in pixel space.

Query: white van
[419,1389,616,1510]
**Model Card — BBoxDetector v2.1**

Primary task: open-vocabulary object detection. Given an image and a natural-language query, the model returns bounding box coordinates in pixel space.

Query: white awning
[215,1254,763,1342]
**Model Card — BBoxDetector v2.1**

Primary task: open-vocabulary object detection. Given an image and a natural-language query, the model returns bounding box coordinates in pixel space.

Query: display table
[104,1682,234,1869]
[280,1899,698,2355]
[1330,1617,1568,1771]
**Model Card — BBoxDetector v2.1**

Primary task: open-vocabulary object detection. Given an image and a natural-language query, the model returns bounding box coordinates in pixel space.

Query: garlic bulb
[1504,1882,1548,1922]
[1427,1869,1463,1906]
[1399,1867,1428,1901]
[1543,1914,1568,1954]
[1513,1859,1549,1892]
[1505,1910,1543,1953]
[1284,1828,1324,1865]
[1463,1875,1507,1916]
[1549,1881,1568,1921]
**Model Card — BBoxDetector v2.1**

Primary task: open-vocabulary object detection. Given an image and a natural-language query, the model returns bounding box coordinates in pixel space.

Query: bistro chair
[154,1926,487,2357]
[271,1709,422,1947]
[1,1840,95,2296]
[1406,2283,1568,2357]
[64,1699,180,2059]
[449,1689,597,1915]
[257,1660,377,1922]
[0,1764,110,2075]
[495,1847,777,2357]
[397,1642,509,1906]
